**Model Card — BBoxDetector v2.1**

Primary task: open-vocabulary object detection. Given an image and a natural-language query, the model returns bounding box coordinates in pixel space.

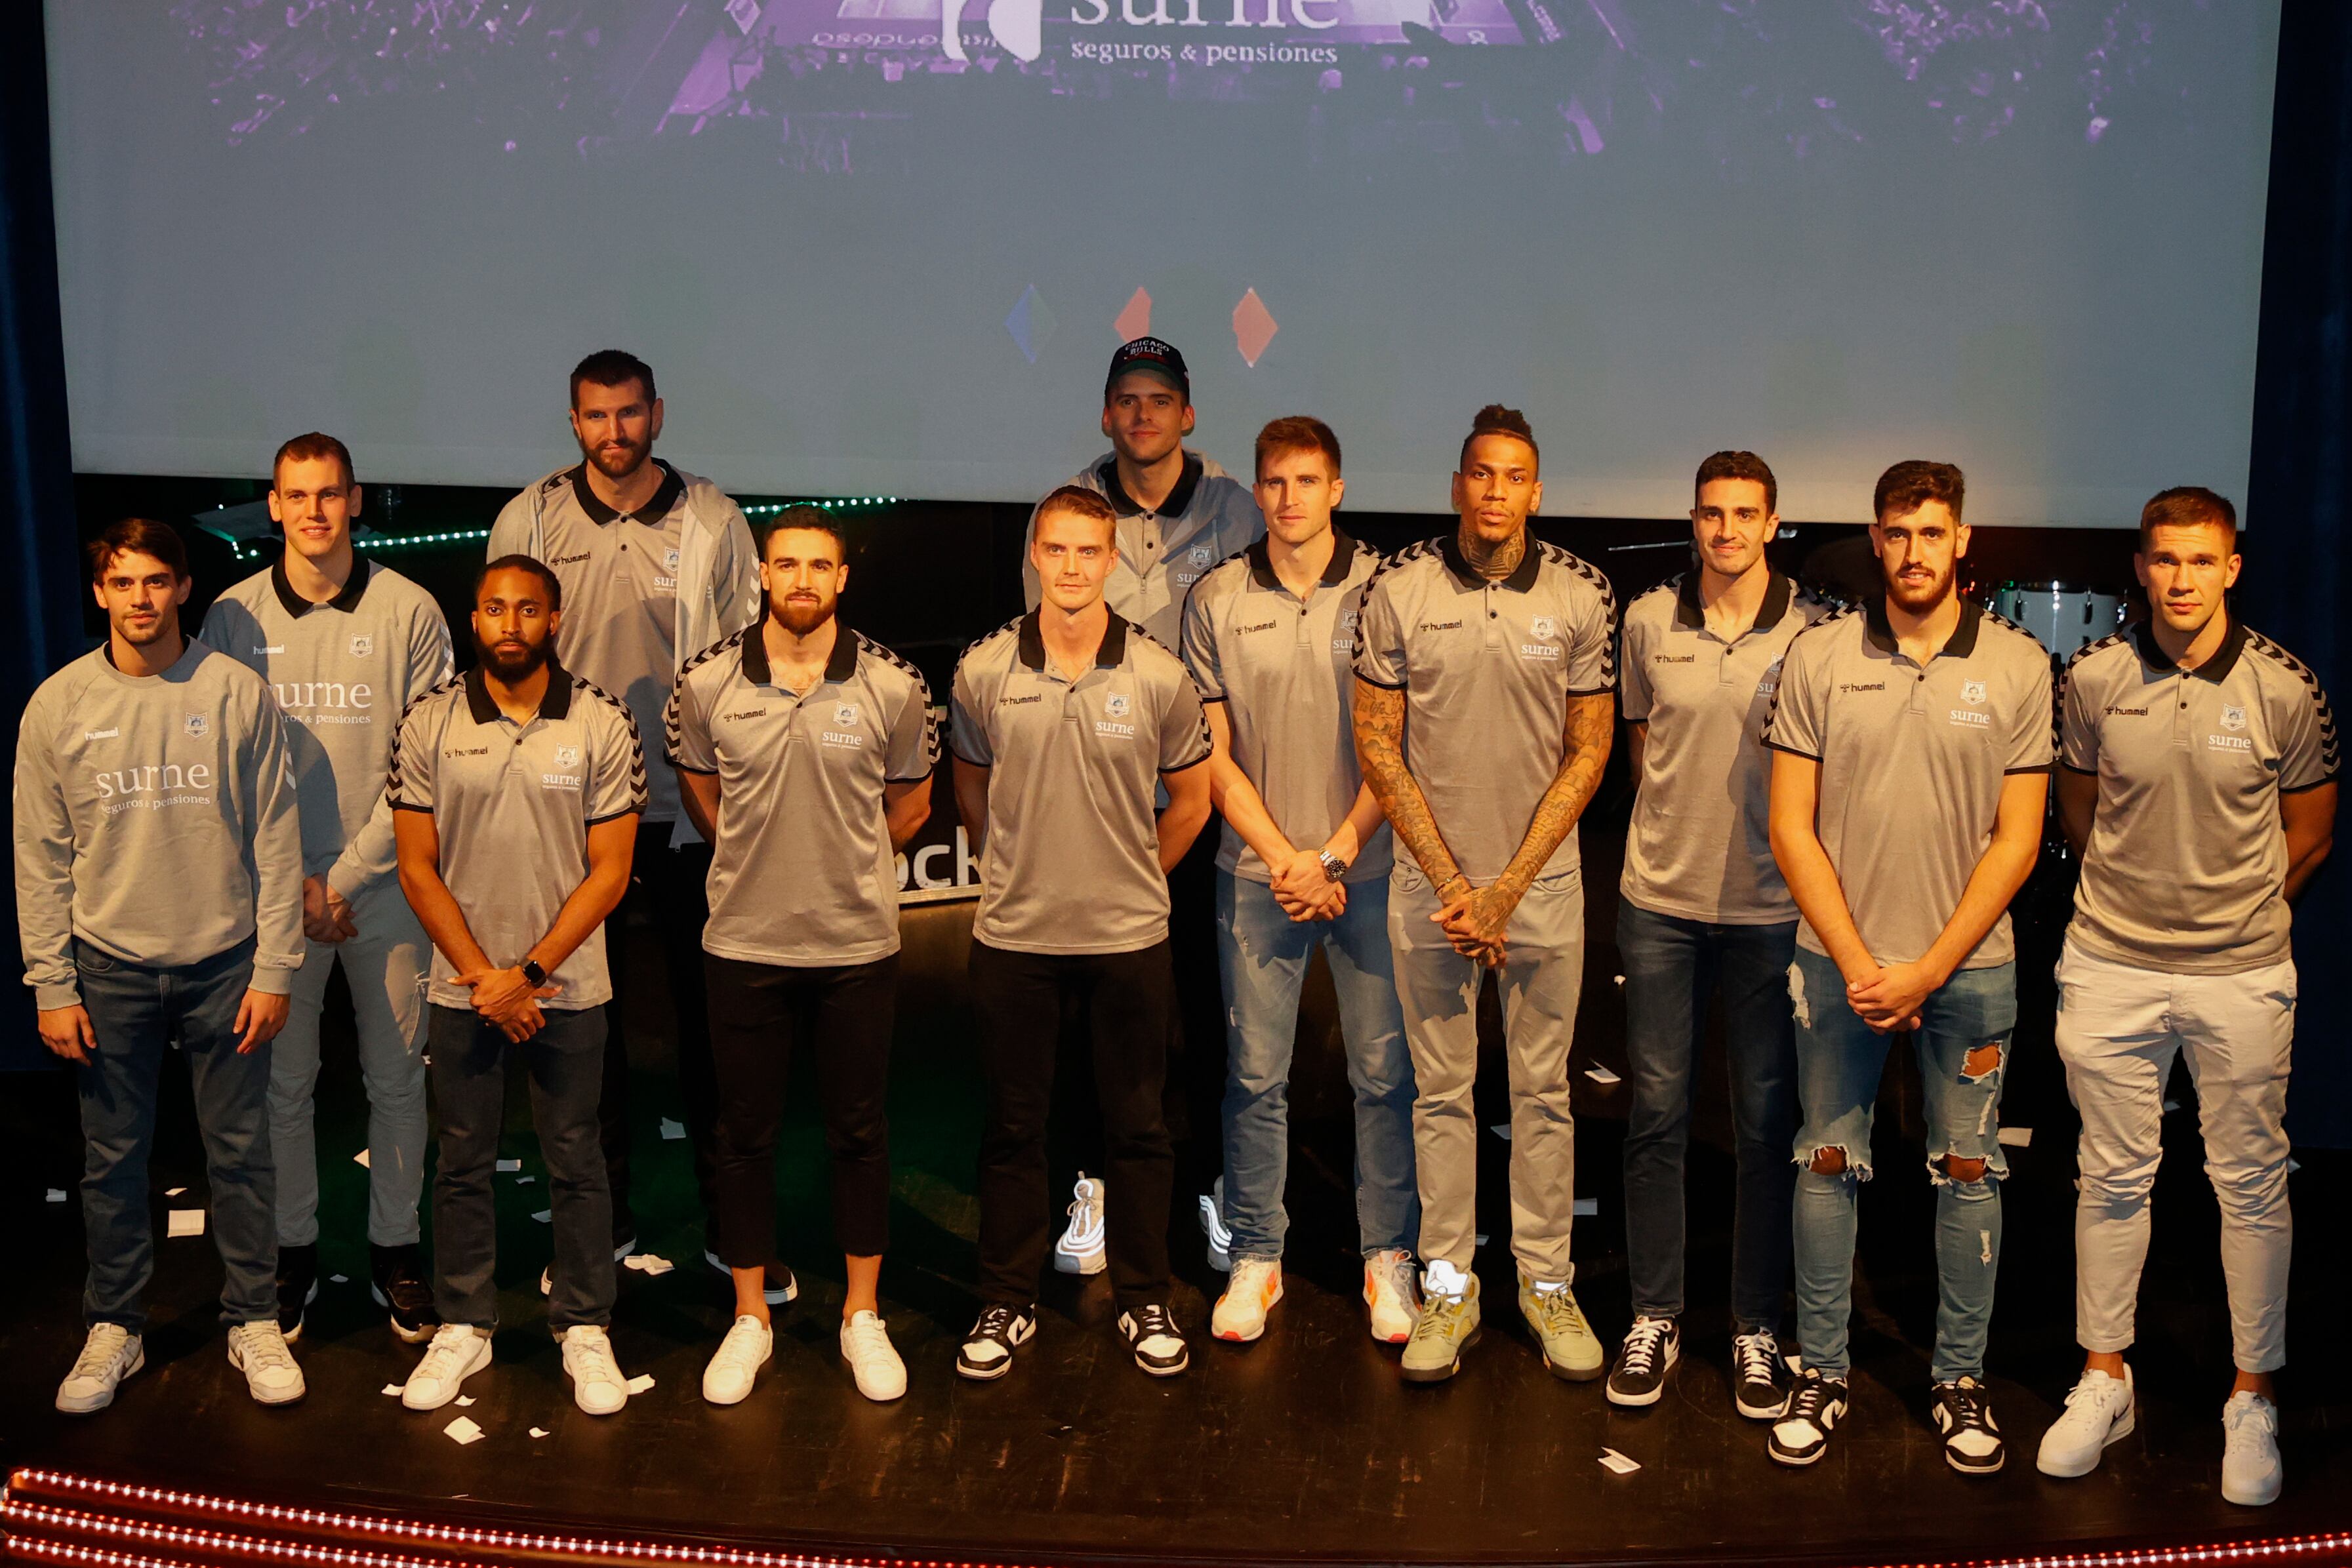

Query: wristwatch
[520,957,548,989]
[1316,849,1349,882]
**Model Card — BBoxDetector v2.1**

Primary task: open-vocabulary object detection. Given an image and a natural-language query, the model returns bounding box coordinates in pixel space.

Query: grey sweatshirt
[14,638,305,1009]
[201,557,454,900]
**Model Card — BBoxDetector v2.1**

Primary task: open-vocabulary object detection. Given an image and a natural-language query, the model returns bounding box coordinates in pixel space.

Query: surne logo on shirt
[2209,733,2253,754]
[1096,689,1137,739]
[1949,710,1991,729]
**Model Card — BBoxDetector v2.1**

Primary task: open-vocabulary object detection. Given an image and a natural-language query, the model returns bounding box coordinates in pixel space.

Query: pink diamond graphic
[1232,288,1277,368]
[1114,287,1152,342]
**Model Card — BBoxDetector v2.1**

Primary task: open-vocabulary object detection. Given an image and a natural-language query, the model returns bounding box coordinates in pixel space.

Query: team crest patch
[2222,705,2247,731]
[1962,679,1988,706]
[664,547,681,574]
[554,744,580,769]
[834,702,861,727]
[1105,691,1132,719]
[1188,545,1213,565]
[1530,615,1556,641]
[183,713,209,738]
[350,634,373,658]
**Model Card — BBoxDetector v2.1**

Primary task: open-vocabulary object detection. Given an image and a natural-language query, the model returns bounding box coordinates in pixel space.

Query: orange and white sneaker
[1364,1249,1421,1344]
[1210,1257,1283,1342]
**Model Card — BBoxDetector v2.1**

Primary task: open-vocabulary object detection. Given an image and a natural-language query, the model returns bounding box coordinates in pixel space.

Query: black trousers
[704,952,897,1264]
[973,939,1175,1313]
[600,823,719,1243]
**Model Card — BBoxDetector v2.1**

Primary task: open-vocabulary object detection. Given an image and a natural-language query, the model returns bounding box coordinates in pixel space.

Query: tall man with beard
[1762,460,2052,1474]
[203,433,454,1344]
[666,508,938,1406]
[487,352,763,1280]
[390,557,647,1417]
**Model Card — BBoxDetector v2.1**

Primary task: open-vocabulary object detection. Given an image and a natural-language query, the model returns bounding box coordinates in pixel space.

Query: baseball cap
[1105,338,1190,402]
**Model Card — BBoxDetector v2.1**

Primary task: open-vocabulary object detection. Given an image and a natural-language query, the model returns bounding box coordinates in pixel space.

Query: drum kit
[1986,580,2128,660]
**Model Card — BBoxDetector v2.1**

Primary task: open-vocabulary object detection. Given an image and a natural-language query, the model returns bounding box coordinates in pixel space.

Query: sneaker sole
[1606,1344,1679,1407]
[1544,1354,1606,1384]
[2221,1475,2282,1508]
[1736,1389,1793,1421]
[2036,1407,2136,1479]
[1770,1437,1829,1468]
[1947,1448,2006,1476]
[1133,1346,1190,1377]
[1402,1325,1482,1384]
[56,1345,146,1415]
[370,1284,439,1345]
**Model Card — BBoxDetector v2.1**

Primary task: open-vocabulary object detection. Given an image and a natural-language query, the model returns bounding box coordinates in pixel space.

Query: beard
[477,635,553,681]
[771,596,836,637]
[116,611,172,646]
[1884,564,1953,611]
[582,435,650,482]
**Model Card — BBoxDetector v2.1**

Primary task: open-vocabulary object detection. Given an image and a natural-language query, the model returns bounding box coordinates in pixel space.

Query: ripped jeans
[1787,947,2015,1384]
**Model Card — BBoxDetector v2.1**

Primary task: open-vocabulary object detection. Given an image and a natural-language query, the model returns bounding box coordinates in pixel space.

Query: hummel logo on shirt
[85,728,118,740]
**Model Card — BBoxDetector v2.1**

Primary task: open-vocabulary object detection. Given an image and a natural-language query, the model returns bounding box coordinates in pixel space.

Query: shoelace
[71,1325,131,1379]
[1619,1317,1671,1375]
[1129,1306,1179,1343]
[714,1317,767,1369]
[843,1316,893,1358]
[1939,1380,1993,1434]
[416,1326,476,1380]
[1531,1287,1585,1336]
[1734,1331,1779,1386]
[2223,1398,2276,1447]
[2063,1374,2121,1414]
[1408,1292,1465,1343]
[233,1324,296,1374]
[972,1306,1023,1345]
[567,1327,620,1380]
[1788,1377,1838,1424]
[1065,1184,1103,1236]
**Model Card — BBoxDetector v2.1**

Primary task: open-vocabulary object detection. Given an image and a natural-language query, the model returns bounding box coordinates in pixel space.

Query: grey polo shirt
[1180,530,1392,885]
[950,611,1212,955]
[1024,452,1266,650]
[530,460,691,826]
[2059,618,2338,975]
[388,664,646,1009]
[1763,599,2054,970]
[666,626,937,968]
[1352,534,1617,886]
[1619,571,1827,925]
[201,556,455,900]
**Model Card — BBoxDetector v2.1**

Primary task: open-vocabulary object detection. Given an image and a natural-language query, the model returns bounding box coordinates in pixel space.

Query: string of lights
[217,498,902,561]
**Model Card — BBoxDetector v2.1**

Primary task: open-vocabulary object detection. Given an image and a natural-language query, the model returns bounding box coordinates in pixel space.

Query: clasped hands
[1270,847,1347,923]
[1841,957,1944,1035]
[1432,877,1515,969]
[457,963,564,1042]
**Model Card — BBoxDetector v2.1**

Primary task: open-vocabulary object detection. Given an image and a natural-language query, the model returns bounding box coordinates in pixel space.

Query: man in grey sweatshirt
[203,433,455,1344]
[14,518,307,1415]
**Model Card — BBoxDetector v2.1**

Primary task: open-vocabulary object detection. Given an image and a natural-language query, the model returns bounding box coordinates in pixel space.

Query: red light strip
[10,1467,2352,1568]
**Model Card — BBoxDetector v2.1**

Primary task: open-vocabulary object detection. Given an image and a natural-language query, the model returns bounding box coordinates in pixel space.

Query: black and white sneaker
[1733,1327,1793,1420]
[1769,1369,1850,1466]
[369,1242,439,1344]
[1932,1377,2006,1475]
[275,1242,319,1341]
[704,1250,800,1306]
[956,1304,1037,1380]
[1118,1304,1190,1377]
[1606,1316,1680,1407]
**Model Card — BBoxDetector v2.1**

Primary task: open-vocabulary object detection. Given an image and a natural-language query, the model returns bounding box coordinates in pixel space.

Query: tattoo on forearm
[1459,524,1526,582]
[1354,683,1463,889]
[1497,693,1613,898]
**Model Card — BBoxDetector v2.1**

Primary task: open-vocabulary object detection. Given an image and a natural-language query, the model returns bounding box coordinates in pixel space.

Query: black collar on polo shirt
[2132,614,2247,684]
[571,459,685,528]
[1246,527,1358,592]
[741,622,861,688]
[1437,530,1543,594]
[1099,452,1203,519]
[270,553,373,618]
[1017,608,1130,673]
[464,660,574,725]
[1672,568,1792,634]
[1863,595,1982,660]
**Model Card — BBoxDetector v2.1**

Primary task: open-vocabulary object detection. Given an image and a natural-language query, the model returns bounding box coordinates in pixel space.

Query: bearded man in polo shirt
[951,487,1213,1381]
[2034,487,2335,1506]
[1762,460,2052,1474]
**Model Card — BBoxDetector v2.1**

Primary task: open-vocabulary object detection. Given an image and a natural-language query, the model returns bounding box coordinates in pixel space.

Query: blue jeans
[73,936,277,1332]
[1617,902,1798,1329]
[428,1005,614,1331]
[1215,870,1418,1261]
[1788,947,2014,1383]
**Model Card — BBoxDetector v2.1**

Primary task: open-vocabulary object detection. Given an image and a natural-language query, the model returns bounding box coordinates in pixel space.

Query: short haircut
[1872,459,1965,525]
[1459,404,1539,472]
[87,518,188,586]
[758,504,847,559]
[272,432,355,490]
[1255,415,1343,479]
[475,553,563,612]
[1035,485,1119,540]
[1694,449,1776,516]
[2138,486,2239,554]
[569,349,657,409]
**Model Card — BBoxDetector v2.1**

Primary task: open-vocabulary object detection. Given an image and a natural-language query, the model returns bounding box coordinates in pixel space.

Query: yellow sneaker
[1401,1268,1481,1383]
[1516,1270,1604,1382]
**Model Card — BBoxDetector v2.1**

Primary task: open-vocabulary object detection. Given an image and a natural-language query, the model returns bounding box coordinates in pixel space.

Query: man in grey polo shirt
[2035,487,2335,1506]
[1352,405,1617,1386]
[487,349,761,1269]
[666,506,937,1407]
[951,487,1213,1381]
[1610,449,1827,1415]
[1181,415,1417,1348]
[390,555,646,1418]
[203,432,453,1345]
[1762,459,2052,1474]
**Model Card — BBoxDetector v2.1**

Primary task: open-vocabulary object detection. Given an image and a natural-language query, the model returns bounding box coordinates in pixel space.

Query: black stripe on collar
[1017,609,1130,672]
[1672,569,1791,633]
[571,459,685,528]
[2132,614,2247,683]
[465,659,573,725]
[1099,452,1203,519]
[742,623,860,687]
[1437,529,1542,593]
[1863,595,1981,659]
[271,553,373,617]
[1246,527,1358,592]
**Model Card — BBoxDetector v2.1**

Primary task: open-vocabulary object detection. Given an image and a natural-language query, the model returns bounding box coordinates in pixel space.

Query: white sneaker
[1198,1177,1232,1273]
[1053,1173,1106,1276]
[56,1323,144,1414]
[701,1314,771,1405]
[2221,1391,2282,1506]
[1211,1257,1282,1342]
[2035,1365,2136,1478]
[1363,1249,1421,1344]
[559,1324,630,1416]
[840,1310,907,1401]
[226,1320,306,1405]
[403,1323,493,1411]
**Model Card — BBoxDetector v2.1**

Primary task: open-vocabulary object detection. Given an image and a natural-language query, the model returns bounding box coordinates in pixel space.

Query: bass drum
[1989,581,2125,659]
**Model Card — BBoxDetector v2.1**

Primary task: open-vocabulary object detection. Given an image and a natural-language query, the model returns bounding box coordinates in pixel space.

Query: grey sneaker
[1516,1270,1604,1382]
[226,1319,306,1405]
[56,1323,144,1415]
[1401,1271,1482,1384]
